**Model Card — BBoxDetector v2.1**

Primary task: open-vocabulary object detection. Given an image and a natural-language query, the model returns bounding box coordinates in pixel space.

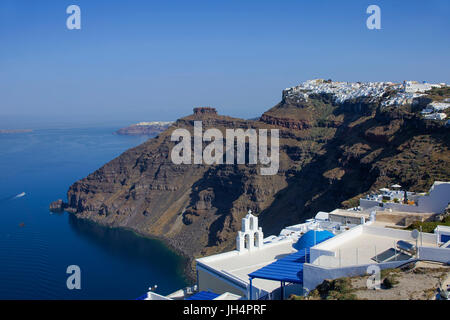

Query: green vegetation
[380,268,399,279]
[326,278,357,300]
[306,278,358,300]
[406,216,450,233]
[425,86,450,102]
[343,197,360,209]
[288,294,305,300]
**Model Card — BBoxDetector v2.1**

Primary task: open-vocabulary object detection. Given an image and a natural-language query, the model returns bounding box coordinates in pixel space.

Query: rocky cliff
[64,84,450,280]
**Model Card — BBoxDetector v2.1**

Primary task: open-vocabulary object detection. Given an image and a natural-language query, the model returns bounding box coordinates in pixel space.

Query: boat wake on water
[14,192,26,199]
[0,192,26,203]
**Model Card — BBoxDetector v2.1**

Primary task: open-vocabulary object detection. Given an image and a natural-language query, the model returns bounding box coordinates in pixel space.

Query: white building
[194,210,365,300]
[303,224,450,291]
[429,102,450,112]
[360,181,450,214]
[424,113,447,121]
[435,226,450,245]
[283,79,446,108]
[188,181,450,300]
[196,211,300,299]
[421,108,434,115]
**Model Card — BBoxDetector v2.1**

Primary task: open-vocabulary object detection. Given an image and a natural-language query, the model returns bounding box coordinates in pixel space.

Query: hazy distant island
[115,121,173,136]
[0,129,33,134]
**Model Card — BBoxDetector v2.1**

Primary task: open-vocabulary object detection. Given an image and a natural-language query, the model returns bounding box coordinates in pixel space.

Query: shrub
[382,275,399,289]
[407,216,450,233]
[288,294,305,300]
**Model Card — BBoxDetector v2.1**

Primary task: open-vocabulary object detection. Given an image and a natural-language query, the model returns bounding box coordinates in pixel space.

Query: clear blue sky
[0,0,449,128]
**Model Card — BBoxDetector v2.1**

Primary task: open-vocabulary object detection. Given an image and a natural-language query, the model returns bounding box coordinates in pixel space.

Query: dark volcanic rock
[64,90,450,279]
[193,107,217,115]
[260,114,311,130]
[49,199,68,212]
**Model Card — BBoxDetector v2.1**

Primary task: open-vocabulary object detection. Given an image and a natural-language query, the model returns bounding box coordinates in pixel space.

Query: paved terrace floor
[314,233,438,268]
[198,241,297,293]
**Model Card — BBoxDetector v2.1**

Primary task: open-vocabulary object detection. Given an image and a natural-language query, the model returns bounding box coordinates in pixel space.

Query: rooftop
[311,225,439,268]
[185,291,220,301]
[197,239,297,293]
[329,208,370,219]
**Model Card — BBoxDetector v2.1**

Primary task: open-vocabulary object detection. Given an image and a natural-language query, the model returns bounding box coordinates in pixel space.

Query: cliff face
[66,89,450,279]
[68,113,291,276]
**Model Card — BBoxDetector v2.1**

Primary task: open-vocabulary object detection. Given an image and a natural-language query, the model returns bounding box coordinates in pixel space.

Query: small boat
[19,222,25,228]
[14,192,26,198]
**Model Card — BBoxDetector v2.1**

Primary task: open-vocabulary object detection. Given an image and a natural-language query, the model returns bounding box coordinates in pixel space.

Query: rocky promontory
[59,80,450,279]
[49,199,68,212]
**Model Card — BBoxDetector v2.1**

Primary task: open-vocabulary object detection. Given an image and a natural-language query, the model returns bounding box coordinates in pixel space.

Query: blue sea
[0,127,188,299]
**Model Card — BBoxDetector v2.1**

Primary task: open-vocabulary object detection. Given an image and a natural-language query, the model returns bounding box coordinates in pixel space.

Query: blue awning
[248,249,309,284]
[249,231,335,284]
[185,291,220,300]
[135,293,148,300]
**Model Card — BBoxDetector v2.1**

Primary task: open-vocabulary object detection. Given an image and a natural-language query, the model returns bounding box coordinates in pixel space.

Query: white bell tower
[236,210,264,252]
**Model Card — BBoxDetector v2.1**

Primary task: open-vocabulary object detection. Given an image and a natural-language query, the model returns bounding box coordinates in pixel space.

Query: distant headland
[0,129,33,134]
[115,121,173,136]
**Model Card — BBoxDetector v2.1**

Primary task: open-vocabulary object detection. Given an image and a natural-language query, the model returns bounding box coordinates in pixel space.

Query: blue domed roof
[294,230,334,251]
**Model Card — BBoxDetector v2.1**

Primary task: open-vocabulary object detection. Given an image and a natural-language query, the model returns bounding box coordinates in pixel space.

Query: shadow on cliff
[258,104,441,235]
[184,165,245,247]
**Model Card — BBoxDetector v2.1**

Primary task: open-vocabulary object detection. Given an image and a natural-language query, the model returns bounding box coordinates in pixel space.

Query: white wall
[435,225,450,244]
[360,182,450,214]
[383,202,422,213]
[309,225,364,267]
[360,199,412,212]
[145,292,172,300]
[313,225,364,251]
[363,225,437,244]
[303,225,449,291]
[302,259,416,292]
[417,183,450,213]
[197,263,248,298]
[418,246,450,264]
[309,225,437,269]
[360,199,381,210]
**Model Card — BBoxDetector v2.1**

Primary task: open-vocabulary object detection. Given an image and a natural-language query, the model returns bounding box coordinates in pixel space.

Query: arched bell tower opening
[244,234,250,249]
[254,232,259,247]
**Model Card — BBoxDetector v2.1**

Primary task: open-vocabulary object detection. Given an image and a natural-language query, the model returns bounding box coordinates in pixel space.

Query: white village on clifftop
[284,79,449,121]
[139,181,450,301]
